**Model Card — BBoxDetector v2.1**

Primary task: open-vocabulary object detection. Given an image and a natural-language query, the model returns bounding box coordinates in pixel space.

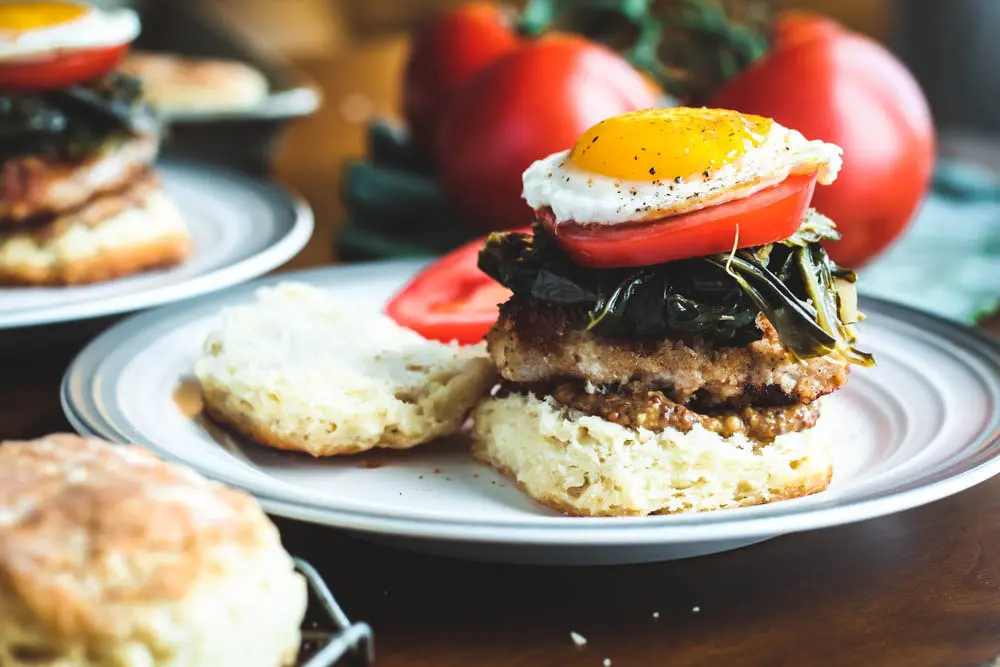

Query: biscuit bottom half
[472,392,835,517]
[0,190,190,286]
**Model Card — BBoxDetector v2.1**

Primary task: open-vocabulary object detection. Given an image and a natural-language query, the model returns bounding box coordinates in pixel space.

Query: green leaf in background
[518,0,772,104]
[338,122,476,260]
[860,161,1000,324]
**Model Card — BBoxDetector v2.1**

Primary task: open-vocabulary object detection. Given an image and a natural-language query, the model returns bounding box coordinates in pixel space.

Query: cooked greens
[519,0,772,105]
[478,212,873,365]
[0,73,158,161]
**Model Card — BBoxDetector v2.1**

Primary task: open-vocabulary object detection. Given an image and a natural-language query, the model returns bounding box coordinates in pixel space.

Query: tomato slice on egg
[545,173,820,269]
[0,43,129,91]
[385,235,524,345]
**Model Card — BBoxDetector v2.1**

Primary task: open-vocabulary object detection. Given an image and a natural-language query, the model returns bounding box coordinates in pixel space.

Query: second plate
[62,261,1000,566]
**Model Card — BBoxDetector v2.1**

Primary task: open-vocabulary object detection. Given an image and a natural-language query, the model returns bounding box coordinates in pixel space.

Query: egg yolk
[568,108,773,182]
[0,2,88,32]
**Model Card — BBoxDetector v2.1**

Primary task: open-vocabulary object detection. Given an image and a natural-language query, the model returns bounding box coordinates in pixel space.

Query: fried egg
[0,1,139,60]
[522,107,842,225]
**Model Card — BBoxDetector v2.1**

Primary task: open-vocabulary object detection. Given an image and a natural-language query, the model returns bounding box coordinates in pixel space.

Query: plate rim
[0,158,314,330]
[61,260,1000,546]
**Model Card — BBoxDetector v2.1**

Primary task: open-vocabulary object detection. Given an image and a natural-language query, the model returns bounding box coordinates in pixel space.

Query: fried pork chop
[0,133,158,224]
[487,297,849,408]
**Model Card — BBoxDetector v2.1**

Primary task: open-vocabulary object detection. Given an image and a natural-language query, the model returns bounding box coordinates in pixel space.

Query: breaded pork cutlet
[0,169,189,286]
[489,297,849,409]
[0,133,158,224]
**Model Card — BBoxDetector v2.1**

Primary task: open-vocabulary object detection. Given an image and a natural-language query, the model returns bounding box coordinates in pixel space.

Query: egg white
[0,5,139,60]
[522,120,843,226]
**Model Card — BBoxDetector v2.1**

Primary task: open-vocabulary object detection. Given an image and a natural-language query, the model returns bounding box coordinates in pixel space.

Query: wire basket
[294,558,374,666]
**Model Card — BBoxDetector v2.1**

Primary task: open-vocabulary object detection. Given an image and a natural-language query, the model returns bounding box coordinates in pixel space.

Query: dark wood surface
[7,35,1000,667]
[7,333,1000,667]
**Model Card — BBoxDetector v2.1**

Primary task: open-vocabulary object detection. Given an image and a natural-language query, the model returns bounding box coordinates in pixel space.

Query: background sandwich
[0,1,189,286]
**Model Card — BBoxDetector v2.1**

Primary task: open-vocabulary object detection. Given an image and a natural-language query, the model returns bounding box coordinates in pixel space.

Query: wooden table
[7,35,1000,667]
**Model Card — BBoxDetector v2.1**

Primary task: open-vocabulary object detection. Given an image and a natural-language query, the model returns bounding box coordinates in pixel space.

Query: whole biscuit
[0,434,306,667]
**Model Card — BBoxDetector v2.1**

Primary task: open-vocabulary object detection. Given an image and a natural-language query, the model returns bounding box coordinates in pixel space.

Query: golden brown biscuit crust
[471,391,837,517]
[198,354,496,457]
[201,387,377,456]
[0,434,278,642]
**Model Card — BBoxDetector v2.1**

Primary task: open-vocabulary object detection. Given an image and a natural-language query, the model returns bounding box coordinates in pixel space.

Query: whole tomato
[436,35,659,232]
[710,12,935,268]
[402,3,520,157]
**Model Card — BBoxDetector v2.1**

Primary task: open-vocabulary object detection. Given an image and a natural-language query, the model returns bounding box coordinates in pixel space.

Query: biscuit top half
[0,434,288,641]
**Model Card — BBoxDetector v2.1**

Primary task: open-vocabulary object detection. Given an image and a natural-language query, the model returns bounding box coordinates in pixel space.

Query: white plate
[62,261,1000,566]
[0,159,312,330]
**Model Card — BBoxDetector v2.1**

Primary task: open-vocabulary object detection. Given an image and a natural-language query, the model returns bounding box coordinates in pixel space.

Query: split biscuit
[195,282,497,456]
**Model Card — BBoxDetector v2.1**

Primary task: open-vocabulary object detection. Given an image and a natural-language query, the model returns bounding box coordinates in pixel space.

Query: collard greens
[0,73,156,161]
[478,212,873,366]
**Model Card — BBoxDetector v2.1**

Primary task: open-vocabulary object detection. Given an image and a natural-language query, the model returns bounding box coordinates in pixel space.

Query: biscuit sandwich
[0,2,190,286]
[195,282,497,456]
[472,107,874,517]
[0,434,306,667]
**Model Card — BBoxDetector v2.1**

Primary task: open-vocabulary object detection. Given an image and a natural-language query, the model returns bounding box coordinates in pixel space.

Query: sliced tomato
[0,44,129,91]
[385,234,525,345]
[547,173,819,269]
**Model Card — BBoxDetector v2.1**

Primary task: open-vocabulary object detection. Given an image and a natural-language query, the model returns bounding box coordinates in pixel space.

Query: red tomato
[402,3,519,157]
[0,44,129,91]
[385,235,523,345]
[774,11,841,48]
[546,173,818,269]
[710,13,935,268]
[435,35,660,233]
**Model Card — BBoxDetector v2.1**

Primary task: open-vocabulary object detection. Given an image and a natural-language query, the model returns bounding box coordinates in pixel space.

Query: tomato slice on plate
[547,173,819,269]
[0,44,129,91]
[386,235,522,345]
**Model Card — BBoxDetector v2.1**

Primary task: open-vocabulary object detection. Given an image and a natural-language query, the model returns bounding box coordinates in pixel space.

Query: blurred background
[107,0,1000,322]
[219,0,903,265]
[153,0,990,252]
[129,0,986,252]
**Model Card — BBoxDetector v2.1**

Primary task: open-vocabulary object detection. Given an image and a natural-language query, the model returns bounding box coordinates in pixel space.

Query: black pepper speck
[649,167,656,176]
